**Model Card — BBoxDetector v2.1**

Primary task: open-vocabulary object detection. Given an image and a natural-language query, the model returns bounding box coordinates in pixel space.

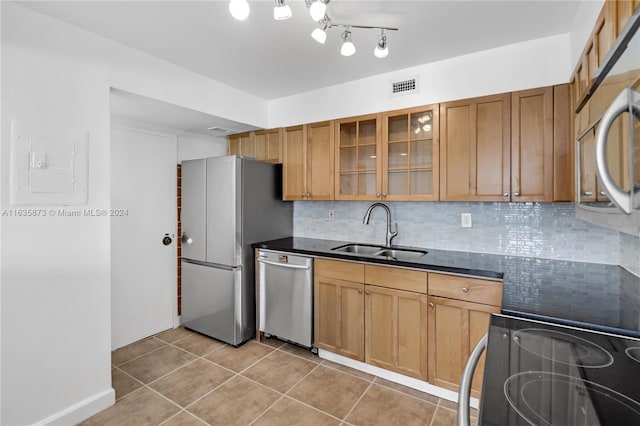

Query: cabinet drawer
[315,258,364,282]
[364,265,427,293]
[429,273,502,306]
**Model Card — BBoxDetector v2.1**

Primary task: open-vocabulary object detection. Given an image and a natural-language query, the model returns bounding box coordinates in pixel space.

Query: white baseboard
[318,349,479,409]
[34,388,115,426]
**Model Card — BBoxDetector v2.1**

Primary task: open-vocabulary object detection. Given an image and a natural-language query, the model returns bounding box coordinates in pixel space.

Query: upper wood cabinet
[441,86,570,202]
[571,0,638,107]
[254,128,282,163]
[334,113,383,201]
[511,86,554,202]
[282,122,334,201]
[439,93,511,201]
[228,130,282,163]
[227,132,255,157]
[381,105,440,201]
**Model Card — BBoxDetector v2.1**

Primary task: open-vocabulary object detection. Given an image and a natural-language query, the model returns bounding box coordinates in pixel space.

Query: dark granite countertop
[253,237,640,338]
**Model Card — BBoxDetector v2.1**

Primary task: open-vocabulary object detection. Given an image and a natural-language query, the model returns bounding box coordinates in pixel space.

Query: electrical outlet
[461,213,472,228]
[329,209,335,221]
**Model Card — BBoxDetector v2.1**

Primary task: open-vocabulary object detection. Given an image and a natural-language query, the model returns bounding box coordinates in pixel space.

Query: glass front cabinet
[382,105,439,201]
[335,114,383,200]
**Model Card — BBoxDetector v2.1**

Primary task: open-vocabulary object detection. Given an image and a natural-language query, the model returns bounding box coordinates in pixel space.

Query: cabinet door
[314,276,365,361]
[382,105,439,201]
[228,135,241,156]
[255,128,282,163]
[335,114,382,200]
[365,285,428,380]
[236,132,255,158]
[553,84,574,201]
[307,121,335,200]
[427,296,499,397]
[440,94,511,201]
[511,87,554,201]
[282,125,306,201]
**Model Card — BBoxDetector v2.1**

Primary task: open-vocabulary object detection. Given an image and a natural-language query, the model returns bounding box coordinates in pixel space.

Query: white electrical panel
[10,119,88,205]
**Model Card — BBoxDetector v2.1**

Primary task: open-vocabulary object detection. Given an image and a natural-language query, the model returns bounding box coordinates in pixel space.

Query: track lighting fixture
[273,0,292,21]
[374,30,389,58]
[340,29,356,57]
[229,0,249,21]
[309,0,328,22]
[228,0,398,58]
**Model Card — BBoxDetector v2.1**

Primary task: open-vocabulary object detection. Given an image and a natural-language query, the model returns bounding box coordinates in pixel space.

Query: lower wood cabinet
[365,285,428,380]
[314,258,502,395]
[314,259,365,360]
[427,270,503,398]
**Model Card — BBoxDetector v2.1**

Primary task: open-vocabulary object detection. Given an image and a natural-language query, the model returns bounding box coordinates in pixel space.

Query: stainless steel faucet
[362,202,398,248]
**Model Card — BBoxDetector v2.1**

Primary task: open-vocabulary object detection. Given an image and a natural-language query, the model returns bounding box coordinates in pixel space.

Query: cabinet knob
[583,191,593,196]
[302,193,306,197]
[376,193,381,198]
[599,191,607,196]
[382,193,387,198]
[358,289,362,294]
[503,192,509,197]
[462,287,469,293]
[365,291,370,296]
[428,302,435,308]
[513,192,520,197]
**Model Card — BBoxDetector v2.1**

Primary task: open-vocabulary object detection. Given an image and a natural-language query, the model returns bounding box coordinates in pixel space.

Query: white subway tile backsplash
[620,233,640,275]
[293,201,622,264]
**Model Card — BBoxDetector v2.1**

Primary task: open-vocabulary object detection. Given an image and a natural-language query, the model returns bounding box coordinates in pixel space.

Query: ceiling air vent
[391,77,419,96]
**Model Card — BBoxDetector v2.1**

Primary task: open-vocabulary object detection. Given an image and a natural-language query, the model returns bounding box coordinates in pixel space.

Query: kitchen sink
[331,243,386,255]
[331,244,428,260]
[375,248,428,259]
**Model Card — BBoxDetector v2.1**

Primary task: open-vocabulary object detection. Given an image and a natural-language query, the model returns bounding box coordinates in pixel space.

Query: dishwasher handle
[457,333,488,426]
[258,258,311,270]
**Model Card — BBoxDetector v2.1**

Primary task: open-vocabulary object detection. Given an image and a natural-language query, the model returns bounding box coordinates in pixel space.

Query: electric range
[479,314,640,425]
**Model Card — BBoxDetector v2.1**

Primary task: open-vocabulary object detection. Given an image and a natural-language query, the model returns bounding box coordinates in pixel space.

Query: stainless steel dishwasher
[257,249,314,349]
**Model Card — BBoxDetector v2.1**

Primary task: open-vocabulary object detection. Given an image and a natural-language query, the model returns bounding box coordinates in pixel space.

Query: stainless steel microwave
[576,7,640,235]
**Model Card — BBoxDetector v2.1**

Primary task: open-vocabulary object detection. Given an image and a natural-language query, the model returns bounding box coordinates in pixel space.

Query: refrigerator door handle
[182,258,238,271]
[257,259,311,270]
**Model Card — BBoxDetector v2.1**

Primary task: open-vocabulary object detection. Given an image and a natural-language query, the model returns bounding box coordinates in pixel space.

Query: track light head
[374,31,388,58]
[309,0,327,22]
[340,29,356,57]
[273,0,292,20]
[229,0,250,21]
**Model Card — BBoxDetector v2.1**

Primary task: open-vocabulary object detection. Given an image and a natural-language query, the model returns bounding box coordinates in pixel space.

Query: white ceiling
[22,0,581,101]
[110,89,261,135]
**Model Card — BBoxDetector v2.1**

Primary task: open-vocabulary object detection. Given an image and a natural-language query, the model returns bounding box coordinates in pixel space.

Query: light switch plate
[461,213,472,228]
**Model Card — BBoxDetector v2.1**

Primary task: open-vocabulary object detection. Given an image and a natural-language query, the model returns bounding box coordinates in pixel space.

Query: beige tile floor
[84,328,478,426]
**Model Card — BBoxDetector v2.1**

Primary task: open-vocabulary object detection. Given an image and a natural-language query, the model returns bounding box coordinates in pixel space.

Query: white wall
[178,133,227,162]
[0,3,262,424]
[1,5,114,425]
[569,0,605,71]
[268,33,572,127]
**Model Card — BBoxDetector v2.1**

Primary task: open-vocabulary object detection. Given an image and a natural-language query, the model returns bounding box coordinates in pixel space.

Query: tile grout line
[371,377,442,407]
[181,347,283,413]
[319,359,376,383]
[248,360,327,426]
[113,339,170,368]
[340,379,375,424]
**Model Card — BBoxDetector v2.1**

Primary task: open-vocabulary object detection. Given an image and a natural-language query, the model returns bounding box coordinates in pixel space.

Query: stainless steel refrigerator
[180,156,293,346]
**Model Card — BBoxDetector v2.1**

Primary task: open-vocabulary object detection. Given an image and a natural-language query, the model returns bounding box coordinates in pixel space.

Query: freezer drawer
[181,259,244,346]
[258,250,314,348]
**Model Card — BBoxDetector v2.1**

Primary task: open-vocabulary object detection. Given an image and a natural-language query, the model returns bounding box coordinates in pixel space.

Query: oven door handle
[457,333,488,426]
